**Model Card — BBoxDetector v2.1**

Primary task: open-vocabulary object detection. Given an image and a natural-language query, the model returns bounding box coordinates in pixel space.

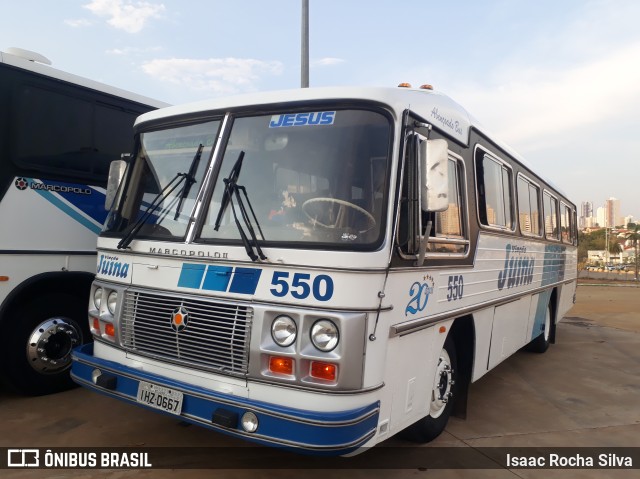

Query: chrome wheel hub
[430,349,454,418]
[27,318,81,374]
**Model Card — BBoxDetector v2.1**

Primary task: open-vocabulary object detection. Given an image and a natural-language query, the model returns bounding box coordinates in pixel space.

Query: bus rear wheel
[1,294,90,395]
[526,302,552,353]
[403,336,458,443]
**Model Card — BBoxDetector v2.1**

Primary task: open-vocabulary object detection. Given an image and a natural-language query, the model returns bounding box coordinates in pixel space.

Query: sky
[1,0,639,220]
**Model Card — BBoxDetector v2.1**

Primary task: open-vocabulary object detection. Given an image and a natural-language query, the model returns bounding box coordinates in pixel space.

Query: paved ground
[1,284,639,478]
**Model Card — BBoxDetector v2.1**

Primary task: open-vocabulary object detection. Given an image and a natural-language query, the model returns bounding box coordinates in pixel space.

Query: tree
[626,223,640,281]
[608,240,623,256]
[578,229,606,263]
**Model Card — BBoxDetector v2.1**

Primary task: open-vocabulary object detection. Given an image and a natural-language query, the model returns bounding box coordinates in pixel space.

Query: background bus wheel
[526,303,552,353]
[0,294,90,396]
[403,336,458,443]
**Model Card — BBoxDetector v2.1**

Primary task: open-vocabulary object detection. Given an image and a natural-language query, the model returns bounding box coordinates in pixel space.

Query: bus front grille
[120,290,252,376]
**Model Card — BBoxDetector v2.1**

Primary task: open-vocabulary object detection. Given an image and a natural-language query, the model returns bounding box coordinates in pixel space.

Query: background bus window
[517,175,541,236]
[13,85,137,180]
[477,152,513,230]
[543,192,559,240]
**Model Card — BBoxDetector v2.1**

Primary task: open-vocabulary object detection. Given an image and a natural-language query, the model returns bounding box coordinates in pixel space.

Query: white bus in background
[72,84,577,454]
[0,48,167,395]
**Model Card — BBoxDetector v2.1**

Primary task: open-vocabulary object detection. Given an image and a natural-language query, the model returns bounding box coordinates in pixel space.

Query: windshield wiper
[117,171,189,249]
[214,151,267,261]
[174,143,204,220]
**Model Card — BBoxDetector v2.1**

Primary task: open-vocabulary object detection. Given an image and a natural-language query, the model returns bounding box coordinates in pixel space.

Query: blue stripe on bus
[179,263,261,295]
[202,265,233,291]
[177,263,207,289]
[530,244,568,340]
[72,343,379,454]
[39,179,110,226]
[229,267,262,294]
[28,179,102,235]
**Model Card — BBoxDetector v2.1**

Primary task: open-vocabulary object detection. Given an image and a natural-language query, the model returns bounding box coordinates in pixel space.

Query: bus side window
[476,151,514,230]
[426,158,468,254]
[398,134,468,258]
[543,192,559,240]
[560,202,573,244]
[517,175,542,236]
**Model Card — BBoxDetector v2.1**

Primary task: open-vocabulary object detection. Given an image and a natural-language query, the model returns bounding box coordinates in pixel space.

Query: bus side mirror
[105,158,128,209]
[420,139,449,212]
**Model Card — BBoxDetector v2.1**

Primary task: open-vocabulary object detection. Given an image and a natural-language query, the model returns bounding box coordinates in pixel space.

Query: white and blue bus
[0,48,167,395]
[72,84,577,454]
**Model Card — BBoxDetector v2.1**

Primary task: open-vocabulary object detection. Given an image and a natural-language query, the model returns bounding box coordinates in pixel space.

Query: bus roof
[0,47,169,109]
[135,86,476,141]
[135,85,568,199]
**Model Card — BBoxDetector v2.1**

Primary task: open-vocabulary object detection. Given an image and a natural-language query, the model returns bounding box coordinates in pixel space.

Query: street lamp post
[605,227,609,267]
[301,0,309,88]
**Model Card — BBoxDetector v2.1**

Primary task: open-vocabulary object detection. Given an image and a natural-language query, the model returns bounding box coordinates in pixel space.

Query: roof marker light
[397,82,412,88]
[420,84,434,90]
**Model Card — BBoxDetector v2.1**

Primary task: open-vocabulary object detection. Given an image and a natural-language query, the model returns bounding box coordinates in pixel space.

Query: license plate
[136,381,183,415]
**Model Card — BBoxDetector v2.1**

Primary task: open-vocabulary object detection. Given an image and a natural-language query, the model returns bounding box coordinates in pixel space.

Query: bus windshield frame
[105,105,394,253]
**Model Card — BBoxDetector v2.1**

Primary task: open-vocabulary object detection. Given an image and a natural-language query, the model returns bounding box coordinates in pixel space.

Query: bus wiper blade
[174,143,204,220]
[214,150,243,231]
[117,171,188,249]
[214,151,267,261]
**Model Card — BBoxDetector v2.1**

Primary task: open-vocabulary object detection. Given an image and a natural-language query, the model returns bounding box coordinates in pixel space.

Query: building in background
[580,201,594,228]
[624,215,635,227]
[605,197,622,227]
[579,198,635,232]
[596,206,606,228]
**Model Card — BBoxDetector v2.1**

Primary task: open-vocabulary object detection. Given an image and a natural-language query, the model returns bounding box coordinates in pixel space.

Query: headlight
[310,319,339,352]
[107,291,118,315]
[241,412,259,433]
[93,287,103,310]
[271,315,297,347]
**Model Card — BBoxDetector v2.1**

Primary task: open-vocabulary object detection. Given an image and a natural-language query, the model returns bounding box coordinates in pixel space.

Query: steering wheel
[302,197,376,233]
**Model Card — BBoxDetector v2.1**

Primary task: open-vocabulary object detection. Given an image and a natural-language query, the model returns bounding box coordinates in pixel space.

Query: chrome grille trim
[120,289,252,376]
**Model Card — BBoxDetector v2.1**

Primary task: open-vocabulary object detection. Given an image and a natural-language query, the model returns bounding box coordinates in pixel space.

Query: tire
[526,302,552,354]
[0,293,90,395]
[403,336,458,443]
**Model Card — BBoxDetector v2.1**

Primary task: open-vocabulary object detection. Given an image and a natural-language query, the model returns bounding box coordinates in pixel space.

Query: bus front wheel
[403,336,458,443]
[1,294,90,395]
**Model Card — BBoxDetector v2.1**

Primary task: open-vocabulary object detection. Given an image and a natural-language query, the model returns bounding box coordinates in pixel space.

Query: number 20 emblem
[405,281,434,316]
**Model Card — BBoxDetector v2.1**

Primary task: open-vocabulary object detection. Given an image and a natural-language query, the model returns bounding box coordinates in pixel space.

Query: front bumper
[71,344,379,454]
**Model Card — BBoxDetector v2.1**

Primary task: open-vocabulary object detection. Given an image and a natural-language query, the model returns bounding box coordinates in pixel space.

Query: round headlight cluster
[92,287,119,315]
[93,287,103,310]
[310,319,339,352]
[107,291,118,315]
[271,315,297,347]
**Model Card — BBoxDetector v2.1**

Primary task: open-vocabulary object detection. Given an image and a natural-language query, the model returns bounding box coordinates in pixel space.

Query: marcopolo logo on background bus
[269,111,335,128]
[13,177,91,195]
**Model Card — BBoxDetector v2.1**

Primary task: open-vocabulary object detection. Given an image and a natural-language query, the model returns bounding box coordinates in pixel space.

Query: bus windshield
[199,109,391,250]
[104,120,220,241]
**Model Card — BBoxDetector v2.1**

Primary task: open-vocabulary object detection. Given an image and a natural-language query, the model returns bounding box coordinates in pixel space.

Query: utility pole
[301,0,309,88]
